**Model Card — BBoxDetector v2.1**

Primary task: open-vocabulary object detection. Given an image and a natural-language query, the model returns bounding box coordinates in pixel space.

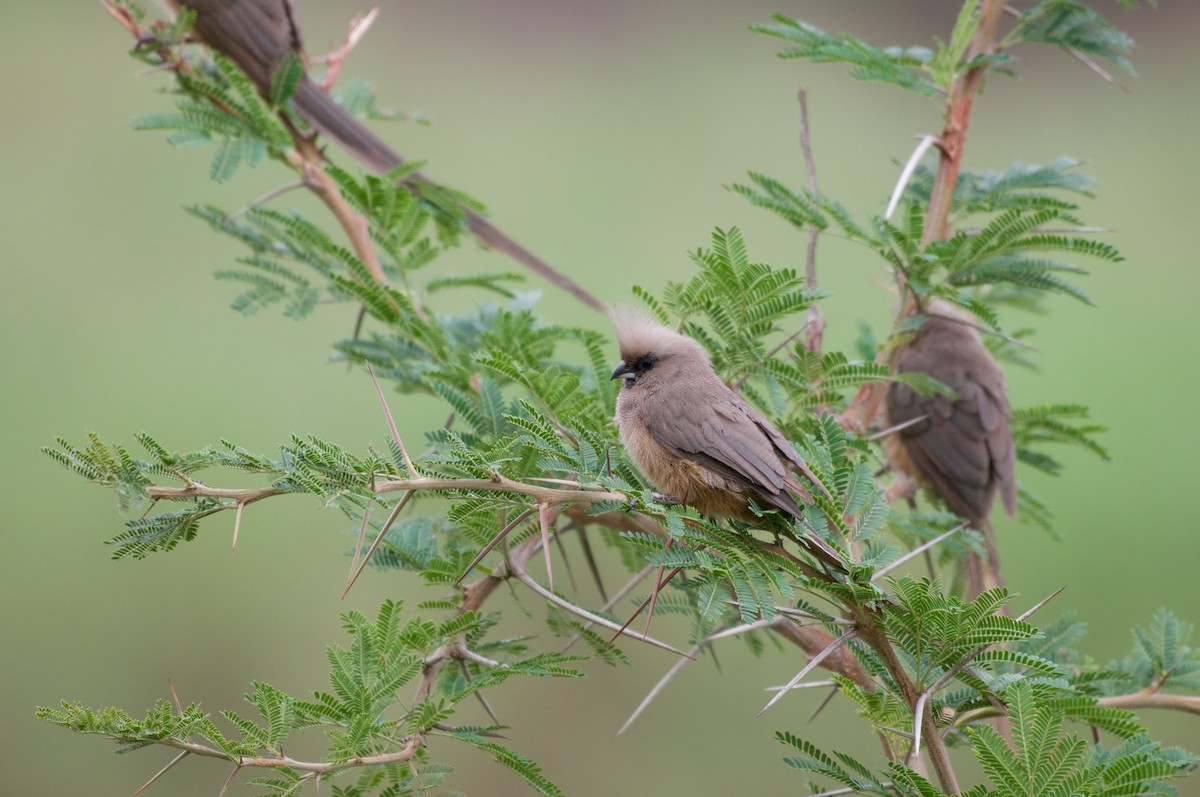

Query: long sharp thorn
[562,565,653,652]
[366,361,418,479]
[867,413,930,441]
[576,527,608,602]
[1017,585,1067,621]
[344,507,371,592]
[216,767,240,797]
[231,501,245,554]
[910,691,929,759]
[764,680,837,692]
[343,491,414,598]
[617,643,702,735]
[642,539,673,639]
[166,678,184,715]
[130,750,189,797]
[759,629,858,715]
[807,685,839,723]
[552,525,577,592]
[873,522,967,580]
[460,660,500,725]
[538,502,555,593]
[608,566,683,644]
[456,508,535,586]
[513,565,691,658]
[704,619,773,643]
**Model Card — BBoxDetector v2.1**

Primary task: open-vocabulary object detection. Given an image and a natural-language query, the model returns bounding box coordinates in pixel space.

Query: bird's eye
[636,356,656,373]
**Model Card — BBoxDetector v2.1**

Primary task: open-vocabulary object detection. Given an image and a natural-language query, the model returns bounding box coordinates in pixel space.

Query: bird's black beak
[611,361,633,381]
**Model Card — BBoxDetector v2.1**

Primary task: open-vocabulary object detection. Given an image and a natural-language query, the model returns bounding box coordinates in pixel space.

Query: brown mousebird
[883,300,1016,597]
[168,0,398,173]
[165,0,604,311]
[610,312,841,565]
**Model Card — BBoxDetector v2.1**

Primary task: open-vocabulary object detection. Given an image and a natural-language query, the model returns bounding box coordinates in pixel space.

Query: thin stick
[797,89,825,353]
[225,180,305,220]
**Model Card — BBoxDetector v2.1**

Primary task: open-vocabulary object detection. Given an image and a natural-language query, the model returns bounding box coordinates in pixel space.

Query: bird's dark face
[610,352,659,387]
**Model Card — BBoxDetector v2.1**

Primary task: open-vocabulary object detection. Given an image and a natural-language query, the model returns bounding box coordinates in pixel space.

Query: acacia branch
[839,0,1009,433]
[797,89,824,353]
[145,474,625,507]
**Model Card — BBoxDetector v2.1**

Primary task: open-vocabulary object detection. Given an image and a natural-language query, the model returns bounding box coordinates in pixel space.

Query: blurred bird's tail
[292,79,402,174]
[966,520,1005,604]
[290,80,605,311]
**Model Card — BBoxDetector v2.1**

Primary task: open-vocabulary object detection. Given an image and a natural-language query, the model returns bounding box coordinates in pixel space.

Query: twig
[285,148,394,292]
[147,474,626,506]
[1099,689,1200,717]
[315,8,380,89]
[225,179,305,220]
[797,89,825,353]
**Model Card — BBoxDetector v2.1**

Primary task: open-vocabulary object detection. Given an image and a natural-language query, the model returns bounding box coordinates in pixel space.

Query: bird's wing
[889,335,1016,523]
[643,385,803,516]
[183,0,300,90]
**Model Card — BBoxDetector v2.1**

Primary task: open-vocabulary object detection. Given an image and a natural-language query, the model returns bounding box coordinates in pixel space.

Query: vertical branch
[797,89,824,353]
[856,612,960,794]
[919,0,1008,252]
[840,0,1008,431]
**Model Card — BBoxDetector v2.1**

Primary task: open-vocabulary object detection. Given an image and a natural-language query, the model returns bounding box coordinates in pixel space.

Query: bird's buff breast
[616,390,754,519]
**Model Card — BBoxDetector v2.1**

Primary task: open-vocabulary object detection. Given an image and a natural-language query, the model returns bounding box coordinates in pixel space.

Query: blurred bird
[165,0,604,310]
[610,311,841,566]
[883,300,1016,597]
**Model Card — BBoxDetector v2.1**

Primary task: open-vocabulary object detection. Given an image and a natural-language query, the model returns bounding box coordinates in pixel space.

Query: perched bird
[165,0,604,310]
[610,312,840,565]
[883,300,1016,596]
[168,0,398,173]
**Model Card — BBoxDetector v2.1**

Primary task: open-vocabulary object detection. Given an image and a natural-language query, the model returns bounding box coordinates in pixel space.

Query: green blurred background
[2,1,1197,795]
